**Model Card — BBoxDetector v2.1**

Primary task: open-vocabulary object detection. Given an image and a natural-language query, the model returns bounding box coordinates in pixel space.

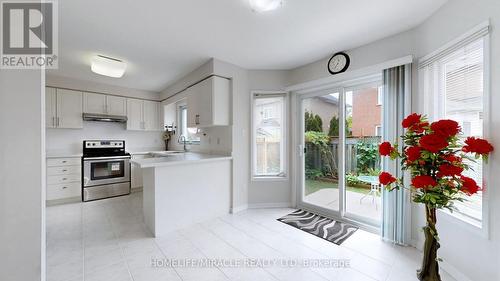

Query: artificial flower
[379,172,397,185]
[419,134,448,153]
[411,175,437,189]
[430,119,460,138]
[379,142,394,156]
[462,137,494,155]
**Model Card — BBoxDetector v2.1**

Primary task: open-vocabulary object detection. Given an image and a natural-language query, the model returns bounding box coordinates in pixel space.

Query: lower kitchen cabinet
[46,157,82,203]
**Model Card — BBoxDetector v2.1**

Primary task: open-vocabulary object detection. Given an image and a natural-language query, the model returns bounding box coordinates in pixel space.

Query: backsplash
[167,126,232,155]
[46,121,164,153]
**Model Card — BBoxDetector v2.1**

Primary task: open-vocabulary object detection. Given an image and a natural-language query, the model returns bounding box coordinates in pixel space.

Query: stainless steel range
[82,140,131,201]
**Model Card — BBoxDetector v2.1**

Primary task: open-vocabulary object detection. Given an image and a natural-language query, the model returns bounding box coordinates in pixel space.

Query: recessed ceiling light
[249,0,282,12]
[91,55,127,78]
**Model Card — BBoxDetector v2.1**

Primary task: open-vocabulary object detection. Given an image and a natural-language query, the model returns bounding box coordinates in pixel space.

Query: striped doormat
[277,209,358,245]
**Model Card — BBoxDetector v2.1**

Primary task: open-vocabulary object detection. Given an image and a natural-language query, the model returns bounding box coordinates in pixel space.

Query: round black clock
[327,52,350,75]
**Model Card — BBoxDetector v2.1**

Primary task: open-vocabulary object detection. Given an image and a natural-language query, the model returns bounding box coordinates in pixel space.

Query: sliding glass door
[298,78,383,228]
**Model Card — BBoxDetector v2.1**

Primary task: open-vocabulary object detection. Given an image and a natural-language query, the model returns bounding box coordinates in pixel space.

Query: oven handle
[83,156,131,161]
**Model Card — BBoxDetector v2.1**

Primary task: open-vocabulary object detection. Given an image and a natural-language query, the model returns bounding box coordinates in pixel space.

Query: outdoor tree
[305,111,323,132]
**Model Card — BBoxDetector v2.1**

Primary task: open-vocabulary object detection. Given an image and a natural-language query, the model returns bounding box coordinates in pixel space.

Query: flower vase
[417,206,441,281]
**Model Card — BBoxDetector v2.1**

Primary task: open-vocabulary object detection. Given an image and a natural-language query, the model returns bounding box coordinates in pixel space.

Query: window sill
[251,176,288,182]
[438,209,488,239]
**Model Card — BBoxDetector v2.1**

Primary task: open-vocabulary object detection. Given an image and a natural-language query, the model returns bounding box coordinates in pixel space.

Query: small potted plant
[378,113,493,281]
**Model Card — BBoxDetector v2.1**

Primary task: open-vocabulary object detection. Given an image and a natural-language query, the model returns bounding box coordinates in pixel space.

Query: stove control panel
[84,140,124,149]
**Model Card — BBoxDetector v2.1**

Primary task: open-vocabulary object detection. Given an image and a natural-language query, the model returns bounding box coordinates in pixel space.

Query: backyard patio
[304,179,382,222]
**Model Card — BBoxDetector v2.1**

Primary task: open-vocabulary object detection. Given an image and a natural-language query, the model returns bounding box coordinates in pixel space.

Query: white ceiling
[48,0,447,92]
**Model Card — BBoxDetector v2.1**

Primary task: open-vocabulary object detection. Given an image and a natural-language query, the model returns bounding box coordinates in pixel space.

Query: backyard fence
[305,136,381,176]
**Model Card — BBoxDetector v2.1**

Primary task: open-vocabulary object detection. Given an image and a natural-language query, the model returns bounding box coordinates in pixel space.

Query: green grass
[305,179,372,196]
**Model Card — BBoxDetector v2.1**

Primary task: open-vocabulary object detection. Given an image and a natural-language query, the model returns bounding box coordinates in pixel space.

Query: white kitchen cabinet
[84,93,126,116]
[46,157,81,202]
[186,76,230,128]
[83,92,107,114]
[126,98,144,130]
[57,89,84,129]
[106,95,126,116]
[46,88,83,129]
[126,99,161,131]
[144,100,160,130]
[45,87,57,128]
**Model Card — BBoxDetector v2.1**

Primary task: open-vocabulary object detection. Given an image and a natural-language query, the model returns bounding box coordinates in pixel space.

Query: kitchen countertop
[131,152,232,168]
[46,151,83,159]
[45,147,165,158]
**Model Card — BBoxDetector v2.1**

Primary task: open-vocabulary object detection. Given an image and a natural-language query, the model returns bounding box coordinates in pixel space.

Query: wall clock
[327,52,350,75]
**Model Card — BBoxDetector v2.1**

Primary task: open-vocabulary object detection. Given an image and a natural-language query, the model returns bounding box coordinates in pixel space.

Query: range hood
[83,113,127,123]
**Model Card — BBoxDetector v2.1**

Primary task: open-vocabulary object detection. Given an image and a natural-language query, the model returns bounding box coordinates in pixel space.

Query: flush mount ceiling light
[249,0,282,12]
[91,55,127,78]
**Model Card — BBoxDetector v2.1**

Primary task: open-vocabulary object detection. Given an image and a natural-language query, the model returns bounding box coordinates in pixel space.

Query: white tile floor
[46,192,457,281]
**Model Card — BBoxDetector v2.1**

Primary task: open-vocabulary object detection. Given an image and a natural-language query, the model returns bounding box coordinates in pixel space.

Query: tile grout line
[232,212,381,281]
[214,217,331,281]
[176,228,234,280]
[103,200,136,281]
[152,239,186,281]
[198,219,282,281]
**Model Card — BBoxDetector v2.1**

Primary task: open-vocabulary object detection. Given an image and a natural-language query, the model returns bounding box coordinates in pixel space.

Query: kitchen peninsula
[131,152,232,237]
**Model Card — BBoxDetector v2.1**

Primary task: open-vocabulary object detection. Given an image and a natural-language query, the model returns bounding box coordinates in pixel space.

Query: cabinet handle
[62,186,67,189]
[195,115,200,125]
[62,169,67,172]
[62,160,67,163]
[62,178,67,181]
[57,117,60,127]
[52,117,55,127]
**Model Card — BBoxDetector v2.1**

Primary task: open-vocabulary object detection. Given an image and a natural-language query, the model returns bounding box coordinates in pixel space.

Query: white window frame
[251,91,288,181]
[418,22,490,235]
[176,100,200,145]
[377,85,383,105]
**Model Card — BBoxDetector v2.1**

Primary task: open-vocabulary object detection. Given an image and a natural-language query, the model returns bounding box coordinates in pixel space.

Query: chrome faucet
[179,135,189,152]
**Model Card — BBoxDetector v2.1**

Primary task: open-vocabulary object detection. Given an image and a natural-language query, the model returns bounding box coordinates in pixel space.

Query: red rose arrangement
[377,113,493,281]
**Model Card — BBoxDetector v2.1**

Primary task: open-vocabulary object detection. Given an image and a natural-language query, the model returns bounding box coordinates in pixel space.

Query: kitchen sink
[149,151,186,157]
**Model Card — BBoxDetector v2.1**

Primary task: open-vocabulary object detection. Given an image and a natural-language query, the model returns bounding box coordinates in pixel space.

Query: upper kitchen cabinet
[143,100,160,131]
[83,92,106,114]
[106,95,127,116]
[45,87,57,128]
[126,98,161,131]
[83,92,126,116]
[45,87,83,129]
[186,76,230,128]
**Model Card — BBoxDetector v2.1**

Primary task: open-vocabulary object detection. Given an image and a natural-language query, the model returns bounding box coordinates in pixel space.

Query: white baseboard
[440,260,473,281]
[247,202,292,209]
[230,204,248,214]
[46,196,81,206]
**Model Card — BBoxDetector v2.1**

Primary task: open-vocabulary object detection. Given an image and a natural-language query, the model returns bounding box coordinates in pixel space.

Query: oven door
[83,156,130,187]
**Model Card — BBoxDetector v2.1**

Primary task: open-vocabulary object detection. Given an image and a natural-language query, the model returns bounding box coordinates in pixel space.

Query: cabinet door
[186,86,198,128]
[45,87,57,128]
[106,95,126,116]
[194,78,213,127]
[143,101,160,131]
[212,77,230,126]
[57,89,83,129]
[126,99,144,130]
[83,92,106,114]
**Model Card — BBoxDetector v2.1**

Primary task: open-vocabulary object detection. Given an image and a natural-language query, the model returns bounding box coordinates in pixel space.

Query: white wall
[0,70,44,281]
[411,1,500,280]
